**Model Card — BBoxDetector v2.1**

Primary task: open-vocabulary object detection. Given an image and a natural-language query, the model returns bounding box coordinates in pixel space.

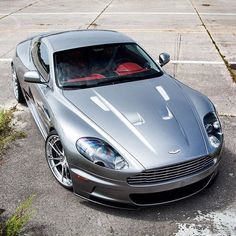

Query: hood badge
[168,149,181,154]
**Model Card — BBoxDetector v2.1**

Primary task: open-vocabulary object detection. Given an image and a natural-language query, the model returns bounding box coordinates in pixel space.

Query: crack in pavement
[189,0,236,82]
[87,0,113,29]
[219,113,236,118]
[0,47,14,58]
[0,0,40,58]
[0,0,41,21]
[173,33,182,78]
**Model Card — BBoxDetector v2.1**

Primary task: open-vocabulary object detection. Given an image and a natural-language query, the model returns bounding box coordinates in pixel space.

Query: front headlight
[76,137,129,170]
[203,112,223,149]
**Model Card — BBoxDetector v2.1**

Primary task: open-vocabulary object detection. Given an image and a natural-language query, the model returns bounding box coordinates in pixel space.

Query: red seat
[115,62,147,76]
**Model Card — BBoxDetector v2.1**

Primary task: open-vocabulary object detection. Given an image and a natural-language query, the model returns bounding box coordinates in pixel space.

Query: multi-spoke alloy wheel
[11,65,25,103]
[45,131,73,189]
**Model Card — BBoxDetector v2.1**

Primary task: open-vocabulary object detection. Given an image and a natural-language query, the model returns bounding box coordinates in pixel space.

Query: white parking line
[0,58,235,65]
[171,60,223,64]
[199,12,236,16]
[171,60,236,65]
[0,58,12,62]
[0,12,235,16]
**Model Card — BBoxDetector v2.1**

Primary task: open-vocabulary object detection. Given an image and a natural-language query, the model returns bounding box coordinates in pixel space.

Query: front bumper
[70,158,220,208]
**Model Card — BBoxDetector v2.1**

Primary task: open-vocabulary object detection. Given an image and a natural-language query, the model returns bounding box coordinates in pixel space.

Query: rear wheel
[45,130,73,189]
[11,65,25,103]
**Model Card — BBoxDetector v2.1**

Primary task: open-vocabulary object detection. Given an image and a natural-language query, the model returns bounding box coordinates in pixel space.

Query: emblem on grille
[168,149,181,154]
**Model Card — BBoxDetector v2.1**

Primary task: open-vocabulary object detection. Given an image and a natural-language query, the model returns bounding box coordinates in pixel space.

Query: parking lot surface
[0,0,236,235]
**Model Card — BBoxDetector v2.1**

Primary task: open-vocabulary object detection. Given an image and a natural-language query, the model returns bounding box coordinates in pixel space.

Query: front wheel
[45,130,73,189]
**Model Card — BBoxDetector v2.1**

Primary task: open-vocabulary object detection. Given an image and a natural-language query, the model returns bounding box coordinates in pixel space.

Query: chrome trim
[127,156,215,185]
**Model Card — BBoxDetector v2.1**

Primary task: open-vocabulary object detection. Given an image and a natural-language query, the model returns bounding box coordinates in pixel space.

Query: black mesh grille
[129,174,212,205]
[127,156,215,185]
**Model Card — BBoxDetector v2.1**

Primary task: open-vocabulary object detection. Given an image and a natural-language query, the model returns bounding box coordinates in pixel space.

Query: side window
[32,40,50,80]
[38,42,49,73]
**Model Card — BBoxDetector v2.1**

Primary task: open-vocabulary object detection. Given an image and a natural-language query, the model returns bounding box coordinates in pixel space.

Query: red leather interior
[67,74,105,82]
[115,62,146,76]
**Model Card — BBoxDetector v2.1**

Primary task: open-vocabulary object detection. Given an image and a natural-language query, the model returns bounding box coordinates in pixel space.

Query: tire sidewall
[45,130,73,190]
[11,65,25,104]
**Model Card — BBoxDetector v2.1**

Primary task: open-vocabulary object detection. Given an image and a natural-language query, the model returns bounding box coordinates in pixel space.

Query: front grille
[129,174,213,205]
[127,156,215,185]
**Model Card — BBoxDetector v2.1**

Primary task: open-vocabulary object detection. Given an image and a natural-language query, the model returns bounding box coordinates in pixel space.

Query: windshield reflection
[54,43,163,88]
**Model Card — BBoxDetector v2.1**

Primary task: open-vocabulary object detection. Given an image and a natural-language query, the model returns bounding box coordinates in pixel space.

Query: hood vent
[124,112,145,126]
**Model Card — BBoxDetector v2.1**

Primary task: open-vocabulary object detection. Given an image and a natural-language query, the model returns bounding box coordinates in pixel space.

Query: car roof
[42,30,135,52]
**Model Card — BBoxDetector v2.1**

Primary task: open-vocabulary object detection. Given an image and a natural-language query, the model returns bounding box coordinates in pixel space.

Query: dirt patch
[0,106,26,158]
[202,3,210,7]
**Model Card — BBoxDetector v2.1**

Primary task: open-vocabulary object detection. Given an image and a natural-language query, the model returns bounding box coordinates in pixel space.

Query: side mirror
[24,71,45,84]
[159,53,170,67]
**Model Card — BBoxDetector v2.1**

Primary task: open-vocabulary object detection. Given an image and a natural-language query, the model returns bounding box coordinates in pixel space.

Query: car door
[28,39,52,137]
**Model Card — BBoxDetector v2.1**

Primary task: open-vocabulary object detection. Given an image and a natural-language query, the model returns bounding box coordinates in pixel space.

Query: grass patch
[0,108,26,156]
[0,195,35,236]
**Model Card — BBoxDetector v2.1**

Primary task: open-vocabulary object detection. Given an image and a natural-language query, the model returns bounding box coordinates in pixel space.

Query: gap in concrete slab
[0,0,40,20]
[190,0,236,82]
[87,0,113,29]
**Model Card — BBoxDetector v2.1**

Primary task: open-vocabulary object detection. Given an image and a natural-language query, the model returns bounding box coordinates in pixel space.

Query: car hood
[63,75,208,169]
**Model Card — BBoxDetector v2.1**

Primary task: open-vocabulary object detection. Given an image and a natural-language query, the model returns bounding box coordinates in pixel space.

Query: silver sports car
[12,30,223,208]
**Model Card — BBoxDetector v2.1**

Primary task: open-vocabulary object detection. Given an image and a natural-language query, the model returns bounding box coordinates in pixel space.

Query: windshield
[54,43,163,88]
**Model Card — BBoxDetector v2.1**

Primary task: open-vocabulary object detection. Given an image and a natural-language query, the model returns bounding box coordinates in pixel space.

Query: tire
[11,65,25,104]
[45,130,73,190]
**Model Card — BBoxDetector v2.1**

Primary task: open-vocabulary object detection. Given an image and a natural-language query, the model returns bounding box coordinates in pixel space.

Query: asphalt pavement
[0,0,236,235]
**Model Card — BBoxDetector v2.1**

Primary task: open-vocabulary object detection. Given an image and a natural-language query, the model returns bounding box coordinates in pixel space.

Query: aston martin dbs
[11,30,223,208]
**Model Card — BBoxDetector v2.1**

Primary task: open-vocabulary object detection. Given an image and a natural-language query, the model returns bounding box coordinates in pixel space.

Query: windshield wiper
[61,70,163,89]
[62,84,89,89]
[61,77,119,89]
[110,70,163,82]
